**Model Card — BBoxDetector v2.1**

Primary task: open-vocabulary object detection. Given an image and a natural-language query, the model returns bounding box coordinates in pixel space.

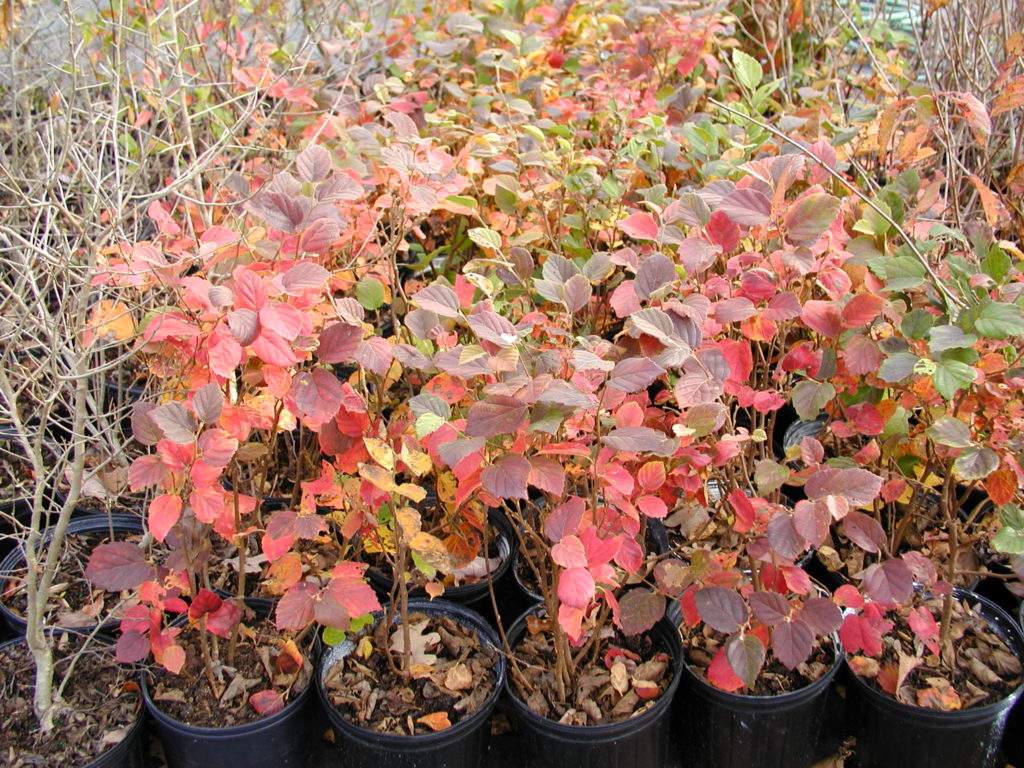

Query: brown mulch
[322,610,498,735]
[0,633,142,767]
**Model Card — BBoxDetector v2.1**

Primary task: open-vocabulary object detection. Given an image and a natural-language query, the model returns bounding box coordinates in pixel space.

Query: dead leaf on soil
[444,663,473,691]
[390,619,441,666]
[417,711,451,731]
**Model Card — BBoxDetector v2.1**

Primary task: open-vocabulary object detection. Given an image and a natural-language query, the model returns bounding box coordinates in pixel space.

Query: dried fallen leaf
[444,663,473,692]
[610,661,629,695]
[390,619,441,665]
[917,677,962,711]
[633,679,661,700]
[417,711,451,731]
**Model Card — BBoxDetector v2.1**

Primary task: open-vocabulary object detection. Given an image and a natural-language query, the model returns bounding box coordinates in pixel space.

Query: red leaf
[206,599,241,636]
[86,542,154,590]
[842,335,882,377]
[291,369,343,422]
[327,561,381,619]
[188,589,223,620]
[544,497,585,542]
[276,582,317,630]
[249,690,286,717]
[694,587,748,633]
[840,613,883,656]
[637,495,668,519]
[614,535,644,571]
[780,565,812,595]
[610,282,641,318]
[317,322,363,364]
[908,606,940,654]
[197,429,238,467]
[707,645,745,691]
[128,454,167,491]
[558,566,596,609]
[619,212,659,241]
[792,501,830,547]
[481,455,531,500]
[251,328,302,367]
[116,630,151,664]
[729,490,756,534]
[528,457,565,496]
[806,467,883,506]
[705,211,740,252]
[833,584,864,608]
[148,494,182,542]
[842,294,885,327]
[190,486,226,524]
[801,301,842,338]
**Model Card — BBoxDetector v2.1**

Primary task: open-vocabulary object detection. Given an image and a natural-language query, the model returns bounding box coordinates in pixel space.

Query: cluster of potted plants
[2,0,1024,767]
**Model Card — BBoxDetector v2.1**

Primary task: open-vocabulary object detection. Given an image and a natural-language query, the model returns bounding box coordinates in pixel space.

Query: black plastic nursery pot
[504,608,683,768]
[142,661,316,768]
[0,632,148,768]
[317,599,506,768]
[846,589,1024,768]
[0,513,144,636]
[675,633,841,768]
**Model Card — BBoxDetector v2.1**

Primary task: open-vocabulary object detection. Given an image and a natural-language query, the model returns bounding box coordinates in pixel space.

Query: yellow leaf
[436,472,457,509]
[395,506,422,540]
[363,438,395,471]
[400,445,433,477]
[409,531,452,572]
[356,636,373,659]
[396,483,427,503]
[88,300,136,342]
[359,463,398,494]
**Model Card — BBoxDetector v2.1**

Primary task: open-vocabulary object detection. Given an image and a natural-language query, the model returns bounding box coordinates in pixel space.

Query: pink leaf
[192,383,224,424]
[354,337,393,376]
[148,494,182,542]
[276,582,317,630]
[317,322,363,364]
[801,301,842,338]
[296,144,332,182]
[228,309,260,345]
[718,188,771,226]
[558,566,596,609]
[197,429,238,467]
[129,454,167,491]
[694,587,748,633]
[466,396,528,438]
[634,254,676,299]
[544,497,585,542]
[412,283,463,318]
[841,511,887,553]
[291,369,343,422]
[281,261,331,293]
[528,457,566,496]
[619,212,659,241]
[250,329,301,367]
[601,426,676,456]
[862,559,913,605]
[795,597,842,636]
[607,358,666,393]
[551,535,587,568]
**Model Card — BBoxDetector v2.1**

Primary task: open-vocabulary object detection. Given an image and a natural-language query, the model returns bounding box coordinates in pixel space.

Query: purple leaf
[715,297,757,323]
[354,337,393,376]
[841,510,887,553]
[192,383,223,424]
[316,172,364,203]
[806,467,883,506]
[412,283,462,318]
[862,559,913,605]
[481,455,531,500]
[602,427,677,456]
[86,542,154,590]
[618,589,666,637]
[537,380,598,409]
[607,358,666,393]
[296,145,332,182]
[290,369,343,422]
[718,188,772,226]
[150,402,196,444]
[227,309,260,346]
[466,396,528,438]
[795,597,842,636]
[466,311,519,347]
[281,261,331,293]
[437,437,485,468]
[629,307,677,343]
[772,619,814,670]
[792,501,830,548]
[563,274,592,313]
[131,402,161,446]
[766,512,805,560]
[694,586,748,633]
[749,591,791,627]
[634,254,676,299]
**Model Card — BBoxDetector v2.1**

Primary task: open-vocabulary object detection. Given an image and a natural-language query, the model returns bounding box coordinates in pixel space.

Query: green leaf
[791,380,835,421]
[982,247,1011,284]
[993,526,1024,555]
[355,277,386,310]
[932,359,977,400]
[973,301,1024,339]
[731,50,763,90]
[929,324,978,353]
[952,446,999,481]
[852,201,892,238]
[878,353,919,382]
[900,309,933,340]
[468,227,503,251]
[321,627,346,646]
[926,417,972,448]
[1002,504,1024,529]
[414,412,446,438]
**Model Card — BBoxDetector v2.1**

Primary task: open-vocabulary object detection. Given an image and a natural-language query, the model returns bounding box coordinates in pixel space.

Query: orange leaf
[917,678,962,711]
[992,78,1024,118]
[985,469,1016,506]
[968,174,1002,227]
[417,712,452,731]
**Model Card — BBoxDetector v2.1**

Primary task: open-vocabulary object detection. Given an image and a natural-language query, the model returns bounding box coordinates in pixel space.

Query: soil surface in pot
[684,625,836,695]
[849,595,1022,710]
[323,610,498,735]
[3,526,148,627]
[512,619,673,725]
[0,633,141,767]
[147,610,311,727]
